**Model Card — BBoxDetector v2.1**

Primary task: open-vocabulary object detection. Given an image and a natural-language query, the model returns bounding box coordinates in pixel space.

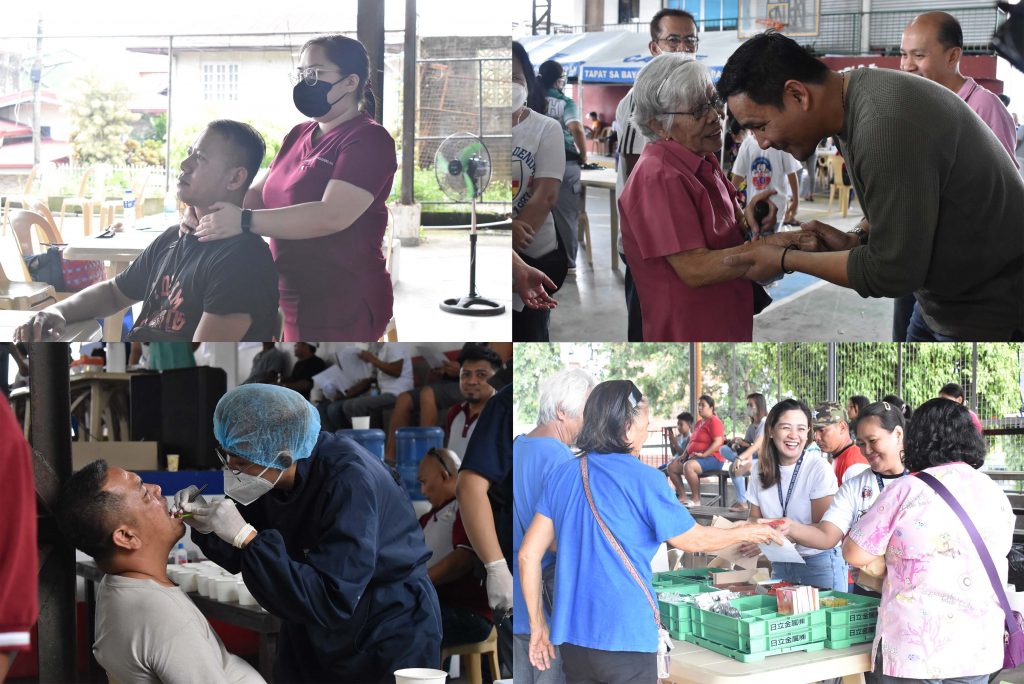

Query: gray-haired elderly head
[536,368,596,426]
[631,52,715,141]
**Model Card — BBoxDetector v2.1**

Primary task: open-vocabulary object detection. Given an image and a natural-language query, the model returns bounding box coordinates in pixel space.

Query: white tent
[581,31,748,84]
[526,32,643,79]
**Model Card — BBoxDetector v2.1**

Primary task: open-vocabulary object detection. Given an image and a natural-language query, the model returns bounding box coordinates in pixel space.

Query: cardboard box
[72,441,159,471]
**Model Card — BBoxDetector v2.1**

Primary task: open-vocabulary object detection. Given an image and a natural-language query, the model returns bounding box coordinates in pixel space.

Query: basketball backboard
[738,0,821,38]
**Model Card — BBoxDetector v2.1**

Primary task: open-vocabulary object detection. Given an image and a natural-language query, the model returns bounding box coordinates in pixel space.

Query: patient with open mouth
[53,460,264,683]
[13,120,279,343]
[617,52,818,342]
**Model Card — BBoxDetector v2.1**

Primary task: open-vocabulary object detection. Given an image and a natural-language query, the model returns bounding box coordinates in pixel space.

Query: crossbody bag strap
[580,455,661,629]
[915,471,1018,630]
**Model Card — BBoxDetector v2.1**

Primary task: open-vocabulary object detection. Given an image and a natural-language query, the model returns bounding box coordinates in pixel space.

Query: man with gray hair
[512,368,596,683]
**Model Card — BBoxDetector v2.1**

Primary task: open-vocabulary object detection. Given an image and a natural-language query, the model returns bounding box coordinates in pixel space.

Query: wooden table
[579,167,619,270]
[63,223,166,340]
[0,309,100,342]
[77,560,281,682]
[670,637,872,683]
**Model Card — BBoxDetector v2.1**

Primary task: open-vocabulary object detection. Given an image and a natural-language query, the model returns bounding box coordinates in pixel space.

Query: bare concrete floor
[548,185,894,342]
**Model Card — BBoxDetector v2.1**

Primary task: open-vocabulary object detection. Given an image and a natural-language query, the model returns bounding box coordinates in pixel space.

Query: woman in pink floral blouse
[843,398,1014,682]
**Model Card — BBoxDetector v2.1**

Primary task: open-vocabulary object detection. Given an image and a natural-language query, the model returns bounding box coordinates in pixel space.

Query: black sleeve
[459,384,512,484]
[201,237,277,319]
[113,228,176,300]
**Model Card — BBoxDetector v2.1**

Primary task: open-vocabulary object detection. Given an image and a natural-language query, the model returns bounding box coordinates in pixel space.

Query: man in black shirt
[14,120,279,342]
[280,342,326,400]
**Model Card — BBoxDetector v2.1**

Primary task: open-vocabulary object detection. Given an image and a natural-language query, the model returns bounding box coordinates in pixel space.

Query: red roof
[0,90,61,109]
[0,119,32,138]
[0,141,72,170]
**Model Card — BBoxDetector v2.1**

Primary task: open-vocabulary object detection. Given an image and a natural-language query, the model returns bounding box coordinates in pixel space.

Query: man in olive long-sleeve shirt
[716,32,1024,341]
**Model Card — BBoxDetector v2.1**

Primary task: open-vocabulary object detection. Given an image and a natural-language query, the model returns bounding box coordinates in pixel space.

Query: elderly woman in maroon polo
[618,52,810,341]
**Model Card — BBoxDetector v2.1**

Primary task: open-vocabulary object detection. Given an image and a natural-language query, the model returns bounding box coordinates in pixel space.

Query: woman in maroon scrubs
[193,35,396,341]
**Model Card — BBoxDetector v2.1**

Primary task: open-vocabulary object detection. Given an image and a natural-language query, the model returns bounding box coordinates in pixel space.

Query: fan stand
[440,195,506,317]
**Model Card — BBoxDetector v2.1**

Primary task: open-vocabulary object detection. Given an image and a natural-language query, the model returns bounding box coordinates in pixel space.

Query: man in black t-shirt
[14,120,279,342]
[280,342,326,400]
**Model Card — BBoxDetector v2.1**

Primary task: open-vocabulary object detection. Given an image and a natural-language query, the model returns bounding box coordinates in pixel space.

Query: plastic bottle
[173,542,188,565]
[122,188,136,229]
[369,379,380,397]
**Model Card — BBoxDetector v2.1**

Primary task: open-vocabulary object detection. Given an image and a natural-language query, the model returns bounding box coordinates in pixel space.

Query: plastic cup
[394,668,448,684]
[237,581,257,606]
[166,454,179,472]
[215,578,238,602]
[196,574,212,597]
[352,416,371,430]
[177,571,198,593]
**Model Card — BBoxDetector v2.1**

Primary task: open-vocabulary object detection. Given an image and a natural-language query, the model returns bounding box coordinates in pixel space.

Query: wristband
[781,244,799,274]
[240,208,253,234]
[233,523,256,549]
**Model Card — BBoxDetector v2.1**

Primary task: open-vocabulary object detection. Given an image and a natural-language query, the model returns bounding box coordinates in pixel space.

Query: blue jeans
[906,302,959,342]
[514,633,565,684]
[771,546,847,591]
[722,448,757,505]
[892,294,916,342]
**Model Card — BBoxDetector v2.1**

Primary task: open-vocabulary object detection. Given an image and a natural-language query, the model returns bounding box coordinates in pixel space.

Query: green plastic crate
[825,621,877,649]
[663,615,694,641]
[697,620,827,654]
[818,591,880,627]
[656,582,716,621]
[695,595,827,641]
[688,631,826,663]
[652,568,729,588]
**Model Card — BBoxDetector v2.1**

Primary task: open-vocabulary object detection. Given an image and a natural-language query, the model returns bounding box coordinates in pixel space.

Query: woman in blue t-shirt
[518,380,783,683]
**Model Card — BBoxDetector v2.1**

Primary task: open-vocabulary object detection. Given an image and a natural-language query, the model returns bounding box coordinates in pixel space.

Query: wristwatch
[848,227,868,245]
[240,209,253,234]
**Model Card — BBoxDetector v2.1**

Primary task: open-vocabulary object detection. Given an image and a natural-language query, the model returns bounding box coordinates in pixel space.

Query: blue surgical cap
[213,384,321,468]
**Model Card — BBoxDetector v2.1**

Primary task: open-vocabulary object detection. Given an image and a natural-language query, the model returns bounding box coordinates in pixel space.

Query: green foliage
[150,113,168,144]
[515,344,1024,439]
[124,139,166,167]
[170,121,285,173]
[68,73,139,165]
[389,166,511,211]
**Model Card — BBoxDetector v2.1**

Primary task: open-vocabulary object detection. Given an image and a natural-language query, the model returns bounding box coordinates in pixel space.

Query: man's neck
[466,392,495,415]
[829,70,849,136]
[937,71,967,94]
[192,194,246,221]
[529,420,573,446]
[108,551,174,586]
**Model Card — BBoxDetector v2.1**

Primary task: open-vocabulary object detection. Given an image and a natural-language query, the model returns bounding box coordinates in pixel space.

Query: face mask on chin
[293,77,348,118]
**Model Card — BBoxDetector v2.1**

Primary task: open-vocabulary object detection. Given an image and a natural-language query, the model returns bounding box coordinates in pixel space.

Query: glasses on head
[657,34,700,49]
[215,446,246,478]
[426,448,452,477]
[666,93,725,120]
[290,67,342,86]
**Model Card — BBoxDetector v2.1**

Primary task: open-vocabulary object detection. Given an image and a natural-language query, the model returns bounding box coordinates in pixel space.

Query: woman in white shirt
[766,401,906,595]
[512,41,566,341]
[741,398,846,590]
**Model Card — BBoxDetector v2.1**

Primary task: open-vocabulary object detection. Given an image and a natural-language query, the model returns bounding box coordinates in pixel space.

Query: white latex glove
[173,486,212,533]
[181,498,250,547]
[484,559,513,612]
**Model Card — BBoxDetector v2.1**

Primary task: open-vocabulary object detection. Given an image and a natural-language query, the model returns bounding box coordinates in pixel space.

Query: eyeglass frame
[656,33,700,49]
[664,94,726,120]
[216,445,251,480]
[290,67,345,86]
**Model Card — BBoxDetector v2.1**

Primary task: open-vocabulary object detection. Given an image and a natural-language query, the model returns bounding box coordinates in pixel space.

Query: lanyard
[776,453,805,517]
[874,469,908,493]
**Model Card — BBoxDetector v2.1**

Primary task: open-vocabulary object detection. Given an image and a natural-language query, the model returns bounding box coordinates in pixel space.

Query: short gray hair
[631,52,713,141]
[537,369,596,425]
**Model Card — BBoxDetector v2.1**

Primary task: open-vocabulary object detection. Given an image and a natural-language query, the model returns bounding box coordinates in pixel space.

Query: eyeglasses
[289,67,343,86]
[426,448,452,477]
[657,34,700,49]
[666,94,725,120]
[215,446,246,478]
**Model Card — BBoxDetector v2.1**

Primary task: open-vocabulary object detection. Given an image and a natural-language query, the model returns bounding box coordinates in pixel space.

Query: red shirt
[831,443,869,485]
[619,139,753,341]
[0,400,38,651]
[686,415,726,462]
[445,401,482,460]
[263,114,397,340]
[418,501,492,622]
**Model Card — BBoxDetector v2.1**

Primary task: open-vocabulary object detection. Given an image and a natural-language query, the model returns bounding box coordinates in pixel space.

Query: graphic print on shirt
[749,156,774,191]
[135,274,188,334]
[512,144,536,216]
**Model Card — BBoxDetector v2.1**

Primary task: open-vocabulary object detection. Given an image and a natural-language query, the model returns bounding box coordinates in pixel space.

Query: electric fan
[433,132,505,316]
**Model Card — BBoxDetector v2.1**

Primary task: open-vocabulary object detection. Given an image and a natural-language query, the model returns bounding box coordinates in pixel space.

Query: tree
[68,73,139,165]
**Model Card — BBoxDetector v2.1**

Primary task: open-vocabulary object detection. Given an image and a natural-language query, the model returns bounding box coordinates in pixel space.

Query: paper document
[758,537,806,564]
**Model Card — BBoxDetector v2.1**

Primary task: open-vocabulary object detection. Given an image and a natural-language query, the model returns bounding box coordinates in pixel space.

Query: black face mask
[292,78,347,118]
